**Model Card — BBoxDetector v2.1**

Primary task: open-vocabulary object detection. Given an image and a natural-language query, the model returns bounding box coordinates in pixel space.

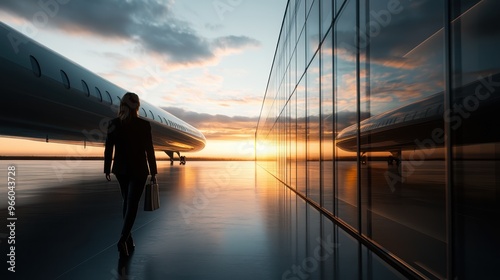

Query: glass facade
[256,0,500,279]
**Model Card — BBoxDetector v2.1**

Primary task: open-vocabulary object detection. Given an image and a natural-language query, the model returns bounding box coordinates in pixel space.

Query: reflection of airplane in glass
[336,73,500,163]
[0,22,206,162]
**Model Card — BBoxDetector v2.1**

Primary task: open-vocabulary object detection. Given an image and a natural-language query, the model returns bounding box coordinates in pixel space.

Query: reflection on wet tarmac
[0,160,405,279]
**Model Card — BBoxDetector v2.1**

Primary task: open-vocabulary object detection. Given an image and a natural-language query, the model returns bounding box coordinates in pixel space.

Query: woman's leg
[120,175,147,240]
[115,174,130,218]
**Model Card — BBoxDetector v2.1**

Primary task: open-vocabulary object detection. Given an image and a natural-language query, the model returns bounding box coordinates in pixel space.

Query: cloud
[0,0,260,65]
[161,107,374,142]
[162,107,258,140]
[212,35,260,55]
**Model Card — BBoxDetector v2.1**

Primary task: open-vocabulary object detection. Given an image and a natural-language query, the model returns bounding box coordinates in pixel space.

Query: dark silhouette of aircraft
[0,22,206,162]
[336,73,500,164]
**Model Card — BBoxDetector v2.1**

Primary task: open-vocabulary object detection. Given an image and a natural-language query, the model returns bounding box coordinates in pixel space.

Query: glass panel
[279,108,286,181]
[307,55,320,204]
[306,0,320,64]
[297,0,306,36]
[291,43,297,90]
[305,205,321,279]
[321,216,335,279]
[364,246,406,280]
[305,0,314,15]
[360,0,446,278]
[296,197,307,265]
[290,91,297,190]
[334,0,358,228]
[297,29,306,81]
[450,0,500,278]
[320,0,333,40]
[335,0,346,17]
[321,29,334,214]
[297,78,307,195]
[336,226,359,279]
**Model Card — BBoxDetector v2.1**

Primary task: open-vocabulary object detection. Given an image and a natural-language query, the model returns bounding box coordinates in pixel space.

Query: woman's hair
[118,92,140,122]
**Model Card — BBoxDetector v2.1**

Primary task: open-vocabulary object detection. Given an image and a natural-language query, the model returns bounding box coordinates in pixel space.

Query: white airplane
[0,22,206,163]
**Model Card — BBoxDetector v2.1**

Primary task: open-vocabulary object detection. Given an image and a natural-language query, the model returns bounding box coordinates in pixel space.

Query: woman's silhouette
[104,92,157,257]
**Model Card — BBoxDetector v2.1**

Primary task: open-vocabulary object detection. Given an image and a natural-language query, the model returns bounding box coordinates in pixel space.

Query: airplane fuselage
[336,74,500,153]
[0,22,206,153]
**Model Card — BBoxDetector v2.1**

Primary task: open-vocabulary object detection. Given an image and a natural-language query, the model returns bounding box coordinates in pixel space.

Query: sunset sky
[0,0,287,159]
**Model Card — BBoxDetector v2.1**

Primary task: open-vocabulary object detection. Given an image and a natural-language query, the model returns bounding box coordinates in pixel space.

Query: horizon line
[0,156,255,161]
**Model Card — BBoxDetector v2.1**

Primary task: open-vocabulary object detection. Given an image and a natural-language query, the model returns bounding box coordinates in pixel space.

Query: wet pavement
[0,160,406,279]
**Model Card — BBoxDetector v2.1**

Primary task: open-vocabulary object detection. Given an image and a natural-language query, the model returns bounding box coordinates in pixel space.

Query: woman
[104,92,157,257]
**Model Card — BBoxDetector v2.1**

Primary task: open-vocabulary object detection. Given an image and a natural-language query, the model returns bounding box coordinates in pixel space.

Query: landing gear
[388,155,400,165]
[386,149,403,193]
[361,152,367,164]
[388,150,401,166]
[164,151,186,165]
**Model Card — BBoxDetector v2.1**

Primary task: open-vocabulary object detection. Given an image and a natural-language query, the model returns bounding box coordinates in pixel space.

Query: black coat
[104,117,157,176]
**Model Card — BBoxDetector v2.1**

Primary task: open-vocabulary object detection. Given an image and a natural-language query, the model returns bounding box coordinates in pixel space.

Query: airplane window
[94,87,103,102]
[81,80,90,97]
[60,70,70,89]
[163,117,168,124]
[425,107,432,117]
[415,110,426,120]
[105,91,112,104]
[29,55,41,77]
[141,108,147,117]
[158,115,162,123]
[410,112,417,120]
[116,96,122,105]
[149,110,155,120]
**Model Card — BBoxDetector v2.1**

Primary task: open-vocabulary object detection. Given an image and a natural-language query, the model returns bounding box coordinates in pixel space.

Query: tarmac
[0,160,405,280]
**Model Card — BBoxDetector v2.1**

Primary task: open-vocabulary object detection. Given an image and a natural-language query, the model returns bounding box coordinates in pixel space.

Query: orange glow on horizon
[0,137,255,160]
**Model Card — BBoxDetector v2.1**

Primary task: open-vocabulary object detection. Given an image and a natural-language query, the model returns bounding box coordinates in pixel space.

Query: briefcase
[144,183,160,211]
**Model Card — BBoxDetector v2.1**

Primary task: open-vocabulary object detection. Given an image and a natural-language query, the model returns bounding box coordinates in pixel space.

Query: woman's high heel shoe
[126,236,135,252]
[117,237,129,257]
